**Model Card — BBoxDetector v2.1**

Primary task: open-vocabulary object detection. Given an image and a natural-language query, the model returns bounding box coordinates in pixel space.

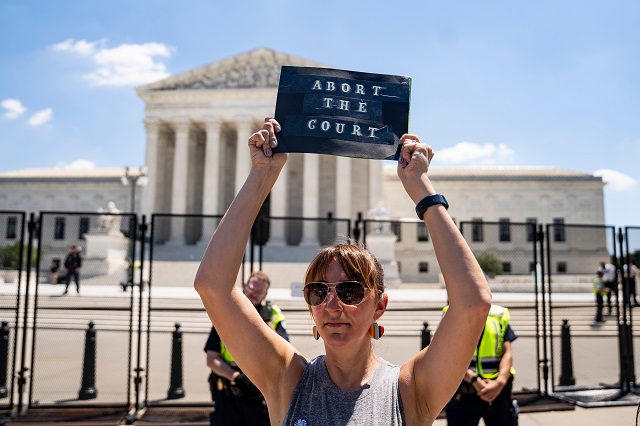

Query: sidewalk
[433,404,638,426]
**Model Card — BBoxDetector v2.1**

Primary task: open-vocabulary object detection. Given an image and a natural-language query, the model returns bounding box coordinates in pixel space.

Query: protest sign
[274,66,411,160]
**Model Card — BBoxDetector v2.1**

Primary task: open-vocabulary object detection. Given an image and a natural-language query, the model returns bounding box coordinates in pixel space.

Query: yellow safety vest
[443,304,514,380]
[220,302,286,364]
[593,277,607,296]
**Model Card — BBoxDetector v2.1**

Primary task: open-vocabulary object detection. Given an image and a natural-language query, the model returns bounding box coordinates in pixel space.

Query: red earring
[369,322,384,340]
[312,326,320,340]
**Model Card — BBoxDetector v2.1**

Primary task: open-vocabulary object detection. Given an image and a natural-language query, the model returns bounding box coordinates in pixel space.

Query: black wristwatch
[415,194,449,220]
[470,375,479,384]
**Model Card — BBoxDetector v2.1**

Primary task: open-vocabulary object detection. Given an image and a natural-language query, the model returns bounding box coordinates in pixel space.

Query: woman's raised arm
[194,119,305,411]
[396,135,492,423]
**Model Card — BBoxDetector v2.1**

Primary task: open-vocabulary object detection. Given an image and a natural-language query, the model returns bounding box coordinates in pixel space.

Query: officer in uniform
[204,271,289,426]
[593,270,609,322]
[444,304,518,426]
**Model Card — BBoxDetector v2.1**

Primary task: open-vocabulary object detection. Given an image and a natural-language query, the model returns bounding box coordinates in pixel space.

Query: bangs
[305,244,384,297]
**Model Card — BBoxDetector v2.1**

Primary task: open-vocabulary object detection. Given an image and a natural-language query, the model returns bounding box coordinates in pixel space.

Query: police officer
[204,271,289,426]
[445,304,518,426]
[63,245,82,294]
[598,261,617,314]
[593,270,609,322]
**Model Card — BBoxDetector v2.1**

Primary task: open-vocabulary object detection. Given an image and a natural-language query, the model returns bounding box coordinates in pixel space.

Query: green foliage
[629,250,640,267]
[0,242,21,268]
[0,242,36,269]
[475,252,503,277]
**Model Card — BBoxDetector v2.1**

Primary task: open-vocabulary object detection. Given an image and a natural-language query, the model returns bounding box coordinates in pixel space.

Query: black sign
[274,66,411,160]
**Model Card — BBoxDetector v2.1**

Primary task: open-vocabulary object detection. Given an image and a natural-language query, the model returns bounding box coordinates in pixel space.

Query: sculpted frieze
[162,61,282,90]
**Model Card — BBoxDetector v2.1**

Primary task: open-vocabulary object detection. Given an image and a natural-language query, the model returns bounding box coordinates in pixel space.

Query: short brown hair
[247,271,271,287]
[305,243,385,299]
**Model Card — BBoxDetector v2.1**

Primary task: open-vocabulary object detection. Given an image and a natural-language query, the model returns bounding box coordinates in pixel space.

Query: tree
[475,252,503,278]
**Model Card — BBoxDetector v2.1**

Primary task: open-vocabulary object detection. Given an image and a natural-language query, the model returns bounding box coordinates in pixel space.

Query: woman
[195,118,491,425]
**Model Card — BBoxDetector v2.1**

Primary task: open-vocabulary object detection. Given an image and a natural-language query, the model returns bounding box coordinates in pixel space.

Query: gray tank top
[283,355,406,425]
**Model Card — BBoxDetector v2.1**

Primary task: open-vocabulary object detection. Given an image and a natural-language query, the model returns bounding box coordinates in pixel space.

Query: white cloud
[56,159,96,170]
[51,38,98,56]
[436,141,515,165]
[27,108,53,126]
[1,98,27,119]
[52,38,172,86]
[594,169,637,192]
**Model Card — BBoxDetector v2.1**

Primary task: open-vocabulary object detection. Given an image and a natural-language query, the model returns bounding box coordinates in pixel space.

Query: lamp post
[120,166,149,291]
[121,166,149,214]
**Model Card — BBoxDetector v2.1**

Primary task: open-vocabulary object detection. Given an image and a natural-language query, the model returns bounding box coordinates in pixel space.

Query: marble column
[336,156,352,219]
[200,119,222,243]
[140,119,160,217]
[368,159,383,210]
[301,153,319,246]
[234,119,253,195]
[169,120,190,243]
[267,161,288,246]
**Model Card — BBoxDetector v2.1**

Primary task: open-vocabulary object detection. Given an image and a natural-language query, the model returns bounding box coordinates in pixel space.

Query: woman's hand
[396,134,436,203]
[249,118,287,174]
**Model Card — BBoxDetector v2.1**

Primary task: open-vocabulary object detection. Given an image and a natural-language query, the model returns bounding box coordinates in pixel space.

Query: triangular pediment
[137,47,328,92]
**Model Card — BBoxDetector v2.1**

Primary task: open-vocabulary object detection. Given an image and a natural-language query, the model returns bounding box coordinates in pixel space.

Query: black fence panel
[625,226,640,387]
[28,212,136,409]
[459,221,540,394]
[144,214,226,411]
[545,224,621,394]
[0,211,26,410]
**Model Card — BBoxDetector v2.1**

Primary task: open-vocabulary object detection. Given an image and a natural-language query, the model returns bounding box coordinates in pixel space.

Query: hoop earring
[312,326,320,340]
[369,322,384,340]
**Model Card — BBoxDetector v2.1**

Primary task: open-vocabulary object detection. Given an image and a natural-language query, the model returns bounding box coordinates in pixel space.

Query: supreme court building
[136,48,384,246]
[134,48,605,250]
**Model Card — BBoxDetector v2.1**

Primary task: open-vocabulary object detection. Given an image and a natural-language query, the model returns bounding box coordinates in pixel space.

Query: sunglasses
[303,281,367,306]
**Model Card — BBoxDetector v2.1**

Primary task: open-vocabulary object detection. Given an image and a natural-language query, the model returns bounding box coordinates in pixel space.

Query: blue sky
[1,0,638,227]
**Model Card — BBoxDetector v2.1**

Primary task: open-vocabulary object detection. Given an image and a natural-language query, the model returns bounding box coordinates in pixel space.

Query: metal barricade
[25,211,137,410]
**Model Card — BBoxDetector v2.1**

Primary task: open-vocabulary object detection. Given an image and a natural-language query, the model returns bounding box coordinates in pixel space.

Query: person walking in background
[204,271,289,426]
[445,304,518,426]
[63,245,82,294]
[598,261,617,314]
[593,270,609,322]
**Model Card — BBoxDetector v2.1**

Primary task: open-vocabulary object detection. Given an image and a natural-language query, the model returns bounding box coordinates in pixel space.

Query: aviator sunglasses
[303,281,367,306]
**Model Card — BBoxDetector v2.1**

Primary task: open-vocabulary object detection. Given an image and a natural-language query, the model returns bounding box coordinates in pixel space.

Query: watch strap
[415,194,449,220]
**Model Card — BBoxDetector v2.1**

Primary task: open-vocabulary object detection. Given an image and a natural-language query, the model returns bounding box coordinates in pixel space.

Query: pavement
[433,404,639,426]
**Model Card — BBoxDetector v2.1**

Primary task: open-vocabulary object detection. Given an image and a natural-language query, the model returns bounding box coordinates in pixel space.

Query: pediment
[137,47,327,92]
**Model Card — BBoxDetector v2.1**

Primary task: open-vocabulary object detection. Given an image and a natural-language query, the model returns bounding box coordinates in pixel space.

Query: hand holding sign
[396,134,437,204]
[248,118,287,176]
[274,66,411,160]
